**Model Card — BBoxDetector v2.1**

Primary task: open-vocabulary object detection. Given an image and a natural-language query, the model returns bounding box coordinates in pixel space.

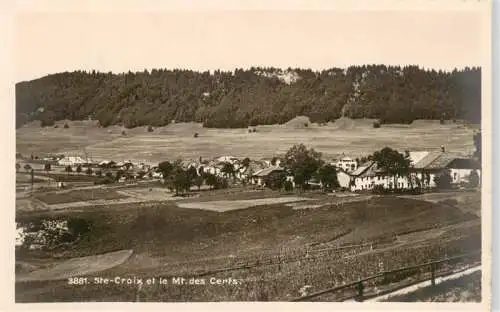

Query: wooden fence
[290,250,481,302]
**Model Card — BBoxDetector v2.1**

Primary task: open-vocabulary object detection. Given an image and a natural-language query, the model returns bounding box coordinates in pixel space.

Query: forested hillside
[15,65,481,129]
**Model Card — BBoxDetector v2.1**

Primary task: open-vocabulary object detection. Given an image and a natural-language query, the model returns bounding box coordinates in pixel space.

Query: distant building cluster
[16,144,480,193]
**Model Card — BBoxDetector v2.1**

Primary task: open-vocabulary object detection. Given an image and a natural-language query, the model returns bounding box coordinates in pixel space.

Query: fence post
[430,263,436,286]
[356,281,364,302]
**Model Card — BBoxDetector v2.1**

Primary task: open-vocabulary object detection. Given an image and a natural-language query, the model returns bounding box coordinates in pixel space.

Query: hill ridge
[16,65,481,129]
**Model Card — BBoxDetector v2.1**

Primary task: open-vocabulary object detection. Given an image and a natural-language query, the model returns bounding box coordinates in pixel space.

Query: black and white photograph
[11,0,492,307]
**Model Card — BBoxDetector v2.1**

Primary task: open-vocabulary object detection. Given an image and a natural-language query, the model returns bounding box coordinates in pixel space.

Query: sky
[15,8,487,82]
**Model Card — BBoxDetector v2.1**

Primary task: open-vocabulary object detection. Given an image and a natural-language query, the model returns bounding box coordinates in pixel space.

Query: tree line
[16,65,481,129]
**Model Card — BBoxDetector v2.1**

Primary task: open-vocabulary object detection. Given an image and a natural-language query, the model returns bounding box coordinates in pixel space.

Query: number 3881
[68,277,88,285]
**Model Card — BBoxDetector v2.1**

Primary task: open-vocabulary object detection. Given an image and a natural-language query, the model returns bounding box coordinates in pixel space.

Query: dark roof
[350,161,384,178]
[446,158,481,169]
[252,166,284,177]
[350,161,374,176]
[412,151,474,170]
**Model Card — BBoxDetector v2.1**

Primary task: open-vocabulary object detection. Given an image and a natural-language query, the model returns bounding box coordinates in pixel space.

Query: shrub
[215,177,229,189]
[263,171,286,190]
[147,125,154,132]
[283,180,294,192]
[63,123,69,129]
[67,217,92,238]
[121,130,127,136]
[193,132,199,138]
[468,170,480,188]
[373,121,381,128]
[40,119,55,127]
[434,169,453,190]
[372,184,387,194]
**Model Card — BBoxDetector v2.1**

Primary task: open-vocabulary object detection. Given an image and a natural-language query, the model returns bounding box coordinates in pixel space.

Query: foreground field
[15,188,481,302]
[384,270,481,302]
[16,118,476,163]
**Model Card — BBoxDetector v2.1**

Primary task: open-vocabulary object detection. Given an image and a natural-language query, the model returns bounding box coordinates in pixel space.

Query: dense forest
[15,65,481,129]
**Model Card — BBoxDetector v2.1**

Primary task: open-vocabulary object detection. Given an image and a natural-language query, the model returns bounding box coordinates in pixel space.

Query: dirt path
[16,249,134,282]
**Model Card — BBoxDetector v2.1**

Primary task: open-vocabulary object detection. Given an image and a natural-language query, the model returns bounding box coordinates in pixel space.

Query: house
[250,166,285,186]
[347,150,481,192]
[335,156,358,173]
[57,156,87,166]
[411,151,480,188]
[234,161,267,181]
[447,158,481,184]
[216,156,239,164]
[201,160,224,177]
[262,157,282,167]
[180,159,199,170]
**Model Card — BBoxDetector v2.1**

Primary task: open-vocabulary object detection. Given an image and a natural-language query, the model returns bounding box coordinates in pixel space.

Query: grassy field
[16,118,476,163]
[383,270,481,302]
[15,191,481,302]
[34,189,129,205]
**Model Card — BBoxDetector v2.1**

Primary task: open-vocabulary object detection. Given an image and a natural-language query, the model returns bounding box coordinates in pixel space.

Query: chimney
[441,145,445,153]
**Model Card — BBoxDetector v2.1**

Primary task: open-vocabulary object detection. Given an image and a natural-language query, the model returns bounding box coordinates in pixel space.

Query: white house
[334,156,358,173]
[411,151,481,188]
[216,156,239,164]
[57,156,87,166]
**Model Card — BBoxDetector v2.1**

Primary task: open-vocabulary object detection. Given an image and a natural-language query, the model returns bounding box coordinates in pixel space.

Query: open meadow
[15,184,481,302]
[16,117,477,163]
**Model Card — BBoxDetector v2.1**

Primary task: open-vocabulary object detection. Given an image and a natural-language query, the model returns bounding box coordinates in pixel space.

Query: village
[15,140,483,302]
[15,142,481,196]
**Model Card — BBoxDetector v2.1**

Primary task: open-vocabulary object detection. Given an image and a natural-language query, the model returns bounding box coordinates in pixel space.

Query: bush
[434,169,453,190]
[63,123,69,129]
[40,119,55,127]
[263,171,286,190]
[193,132,199,138]
[373,121,381,128]
[283,180,294,192]
[121,130,127,136]
[468,170,480,188]
[67,217,92,238]
[372,184,387,194]
[215,177,229,189]
[147,125,154,132]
